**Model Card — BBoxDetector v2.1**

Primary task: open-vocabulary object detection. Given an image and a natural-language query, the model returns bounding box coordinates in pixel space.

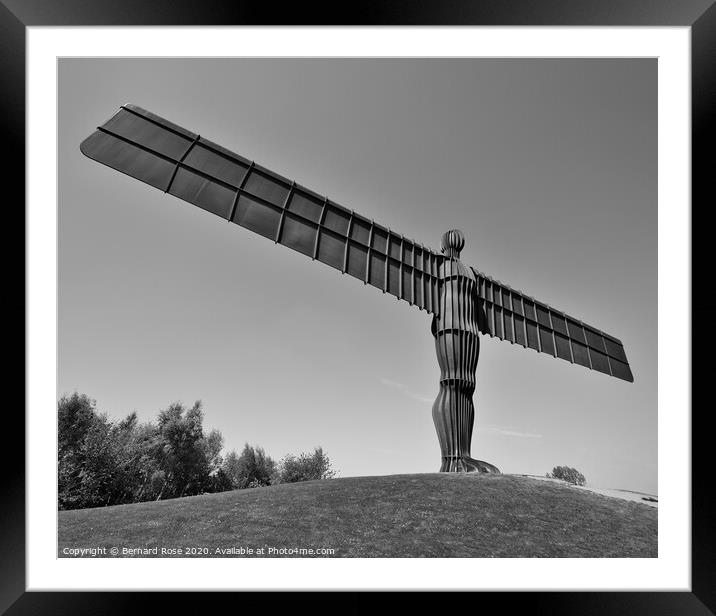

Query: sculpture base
[439,456,500,474]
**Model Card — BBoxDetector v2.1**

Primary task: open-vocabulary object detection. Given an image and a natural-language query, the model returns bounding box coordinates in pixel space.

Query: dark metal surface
[80,104,445,315]
[473,269,634,382]
[80,103,638,473]
[431,231,500,473]
[80,103,634,383]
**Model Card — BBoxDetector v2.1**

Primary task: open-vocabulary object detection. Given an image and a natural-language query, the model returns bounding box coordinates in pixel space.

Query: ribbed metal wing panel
[472,268,634,382]
[80,104,444,315]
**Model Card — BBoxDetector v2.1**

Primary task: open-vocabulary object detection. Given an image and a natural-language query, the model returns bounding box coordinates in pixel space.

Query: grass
[58,473,657,558]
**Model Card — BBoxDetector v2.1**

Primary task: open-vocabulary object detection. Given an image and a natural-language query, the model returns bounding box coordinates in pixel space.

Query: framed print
[9,0,715,611]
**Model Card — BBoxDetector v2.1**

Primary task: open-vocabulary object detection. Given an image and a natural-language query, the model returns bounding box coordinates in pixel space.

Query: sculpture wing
[80,104,444,315]
[472,268,634,382]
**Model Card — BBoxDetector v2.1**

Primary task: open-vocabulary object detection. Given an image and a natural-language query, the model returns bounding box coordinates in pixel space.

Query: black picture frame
[7,0,713,612]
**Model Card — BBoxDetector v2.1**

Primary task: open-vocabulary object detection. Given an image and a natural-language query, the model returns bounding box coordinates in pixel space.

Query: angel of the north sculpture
[80,104,634,474]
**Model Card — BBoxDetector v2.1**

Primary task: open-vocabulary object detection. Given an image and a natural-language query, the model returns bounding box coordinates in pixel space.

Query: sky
[58,58,657,494]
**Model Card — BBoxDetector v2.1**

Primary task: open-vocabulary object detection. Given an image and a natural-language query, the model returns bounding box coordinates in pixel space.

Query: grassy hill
[58,473,657,558]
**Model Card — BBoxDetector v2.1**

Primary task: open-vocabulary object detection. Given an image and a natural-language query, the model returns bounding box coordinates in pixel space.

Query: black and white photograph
[57,56,657,559]
[8,0,711,606]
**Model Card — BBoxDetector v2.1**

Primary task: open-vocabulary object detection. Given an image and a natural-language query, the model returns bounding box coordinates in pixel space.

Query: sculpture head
[440,229,465,259]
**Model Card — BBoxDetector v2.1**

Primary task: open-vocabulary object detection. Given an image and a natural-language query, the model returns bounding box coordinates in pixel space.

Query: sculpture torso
[432,258,479,333]
[430,231,499,473]
[431,257,480,386]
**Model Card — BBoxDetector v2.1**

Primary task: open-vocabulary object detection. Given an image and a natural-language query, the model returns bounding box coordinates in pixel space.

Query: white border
[27,27,691,590]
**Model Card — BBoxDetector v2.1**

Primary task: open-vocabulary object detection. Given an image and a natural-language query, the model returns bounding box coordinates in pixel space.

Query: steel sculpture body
[432,231,499,473]
[81,104,635,474]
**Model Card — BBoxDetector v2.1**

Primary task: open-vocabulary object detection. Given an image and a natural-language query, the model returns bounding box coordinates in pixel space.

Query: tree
[546,465,586,486]
[203,429,224,477]
[276,447,336,484]
[76,413,122,507]
[208,467,234,493]
[59,392,287,508]
[110,415,162,504]
[220,449,242,488]
[221,444,276,489]
[155,401,213,499]
[58,392,96,461]
[58,393,107,509]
